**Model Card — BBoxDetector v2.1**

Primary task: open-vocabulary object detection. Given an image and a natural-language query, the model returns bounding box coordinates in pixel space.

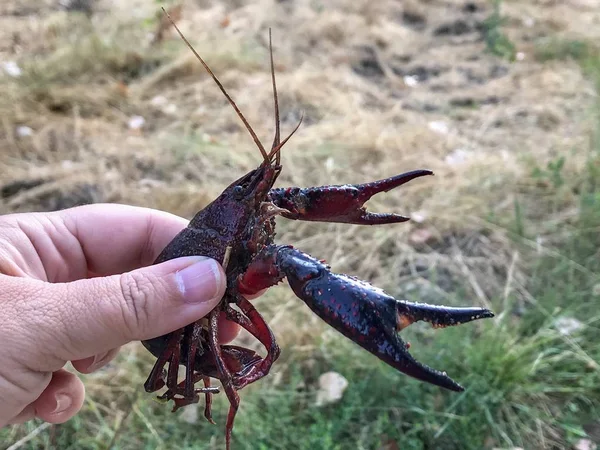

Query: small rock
[128,115,145,130]
[315,372,348,407]
[2,61,22,77]
[150,95,167,106]
[403,75,419,87]
[428,121,449,134]
[16,126,33,137]
[411,210,427,223]
[575,439,597,450]
[516,52,526,61]
[554,316,584,336]
[325,157,335,173]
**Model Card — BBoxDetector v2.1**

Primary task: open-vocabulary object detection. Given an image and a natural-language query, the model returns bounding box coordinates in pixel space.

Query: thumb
[11,256,226,367]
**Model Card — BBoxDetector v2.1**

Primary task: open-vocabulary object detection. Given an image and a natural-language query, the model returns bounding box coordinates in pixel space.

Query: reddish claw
[269,170,433,225]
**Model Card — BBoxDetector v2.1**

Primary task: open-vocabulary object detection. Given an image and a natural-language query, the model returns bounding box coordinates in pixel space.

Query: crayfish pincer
[141,9,494,449]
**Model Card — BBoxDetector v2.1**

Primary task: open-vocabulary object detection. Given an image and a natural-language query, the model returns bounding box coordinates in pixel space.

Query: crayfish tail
[396,301,494,331]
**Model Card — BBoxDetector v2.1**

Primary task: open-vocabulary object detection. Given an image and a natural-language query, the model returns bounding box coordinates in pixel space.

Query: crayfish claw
[395,347,465,392]
[354,211,411,225]
[396,302,494,331]
[269,246,494,392]
[358,169,434,199]
[269,169,433,225]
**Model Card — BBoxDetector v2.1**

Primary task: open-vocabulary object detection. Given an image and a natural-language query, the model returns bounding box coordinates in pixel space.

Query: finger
[8,256,226,368]
[8,404,36,424]
[71,347,120,374]
[57,204,188,278]
[218,312,241,344]
[31,369,85,424]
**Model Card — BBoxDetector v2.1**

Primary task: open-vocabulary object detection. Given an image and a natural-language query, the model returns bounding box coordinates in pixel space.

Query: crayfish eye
[233,185,244,199]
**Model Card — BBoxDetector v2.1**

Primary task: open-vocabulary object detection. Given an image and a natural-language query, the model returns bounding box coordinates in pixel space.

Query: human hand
[0,204,238,427]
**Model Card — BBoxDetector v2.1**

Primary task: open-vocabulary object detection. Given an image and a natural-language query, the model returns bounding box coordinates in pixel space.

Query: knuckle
[118,271,155,337]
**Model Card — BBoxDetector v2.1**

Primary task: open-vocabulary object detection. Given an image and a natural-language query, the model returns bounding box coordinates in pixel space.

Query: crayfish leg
[208,309,240,450]
[224,298,281,390]
[202,376,215,424]
[183,323,201,399]
[143,328,184,393]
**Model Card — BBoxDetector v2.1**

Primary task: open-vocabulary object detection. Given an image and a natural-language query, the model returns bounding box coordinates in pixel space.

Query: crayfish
[142,10,494,449]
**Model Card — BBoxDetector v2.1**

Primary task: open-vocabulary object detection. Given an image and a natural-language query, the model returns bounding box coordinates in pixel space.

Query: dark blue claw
[267,246,494,391]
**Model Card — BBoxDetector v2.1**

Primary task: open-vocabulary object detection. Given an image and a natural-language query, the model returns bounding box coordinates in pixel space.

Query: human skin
[0,204,245,427]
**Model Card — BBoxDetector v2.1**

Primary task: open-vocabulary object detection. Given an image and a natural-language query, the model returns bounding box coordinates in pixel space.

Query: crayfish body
[142,10,494,450]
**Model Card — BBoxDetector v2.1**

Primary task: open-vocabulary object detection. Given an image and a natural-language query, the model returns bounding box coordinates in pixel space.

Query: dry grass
[1,0,600,449]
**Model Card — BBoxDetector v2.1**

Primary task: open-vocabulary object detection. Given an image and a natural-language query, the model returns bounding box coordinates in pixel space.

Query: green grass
[483,0,516,62]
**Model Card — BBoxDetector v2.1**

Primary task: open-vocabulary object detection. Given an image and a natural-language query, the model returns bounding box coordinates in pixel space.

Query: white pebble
[315,372,349,407]
[16,126,33,137]
[2,61,22,77]
[150,95,167,106]
[403,75,419,87]
[128,115,145,130]
[428,121,449,135]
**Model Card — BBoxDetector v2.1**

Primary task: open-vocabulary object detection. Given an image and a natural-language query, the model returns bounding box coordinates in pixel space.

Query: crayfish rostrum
[142,10,494,449]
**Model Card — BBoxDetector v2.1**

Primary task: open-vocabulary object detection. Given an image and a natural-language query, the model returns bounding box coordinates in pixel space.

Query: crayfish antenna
[268,28,282,165]
[161,7,269,163]
[265,29,303,165]
[268,112,304,160]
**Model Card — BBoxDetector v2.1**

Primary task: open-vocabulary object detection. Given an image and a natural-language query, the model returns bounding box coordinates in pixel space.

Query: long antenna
[268,113,304,160]
[268,29,281,165]
[162,7,269,162]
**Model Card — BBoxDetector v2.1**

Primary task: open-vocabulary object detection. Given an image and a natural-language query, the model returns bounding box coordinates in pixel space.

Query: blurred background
[1,0,599,449]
